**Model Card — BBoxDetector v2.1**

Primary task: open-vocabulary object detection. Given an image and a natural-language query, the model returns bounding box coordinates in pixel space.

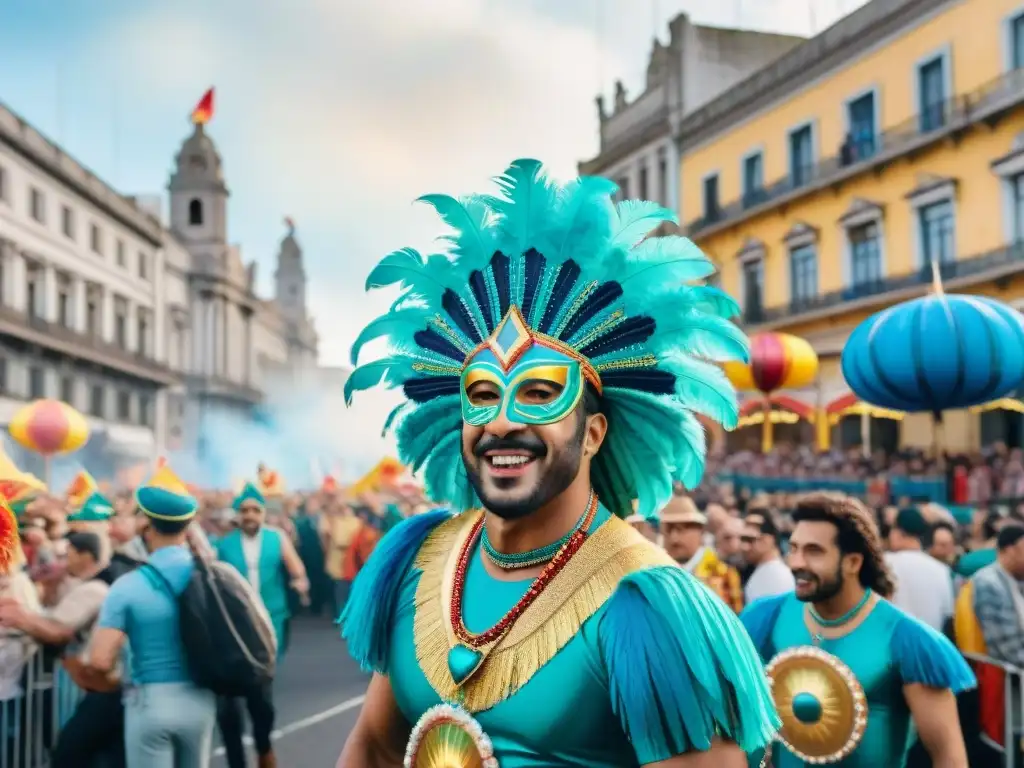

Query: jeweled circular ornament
[766,646,868,764]
[405,704,499,768]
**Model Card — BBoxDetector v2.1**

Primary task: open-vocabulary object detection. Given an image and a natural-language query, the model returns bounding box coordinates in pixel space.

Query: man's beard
[792,566,844,603]
[463,416,586,521]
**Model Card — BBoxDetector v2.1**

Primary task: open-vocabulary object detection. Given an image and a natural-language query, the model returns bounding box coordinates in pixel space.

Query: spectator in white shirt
[741,510,795,603]
[885,507,955,632]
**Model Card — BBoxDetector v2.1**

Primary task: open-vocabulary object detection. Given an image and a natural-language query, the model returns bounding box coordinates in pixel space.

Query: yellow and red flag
[191,87,215,125]
[65,470,99,508]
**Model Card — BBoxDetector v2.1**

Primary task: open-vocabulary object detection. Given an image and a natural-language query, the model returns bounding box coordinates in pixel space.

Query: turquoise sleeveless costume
[741,592,975,768]
[218,527,290,658]
[344,506,779,766]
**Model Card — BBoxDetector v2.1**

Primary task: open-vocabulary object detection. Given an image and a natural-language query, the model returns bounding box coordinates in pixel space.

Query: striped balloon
[724,332,819,394]
[9,399,90,456]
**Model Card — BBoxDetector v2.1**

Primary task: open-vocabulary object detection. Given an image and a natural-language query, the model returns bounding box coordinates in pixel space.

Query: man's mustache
[473,434,547,459]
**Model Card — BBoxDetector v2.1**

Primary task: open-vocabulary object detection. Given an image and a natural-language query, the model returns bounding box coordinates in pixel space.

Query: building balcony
[687,67,1024,238]
[742,240,1024,328]
[0,305,179,386]
[185,374,263,406]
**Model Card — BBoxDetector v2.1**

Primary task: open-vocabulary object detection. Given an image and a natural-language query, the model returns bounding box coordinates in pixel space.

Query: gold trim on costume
[413,512,673,713]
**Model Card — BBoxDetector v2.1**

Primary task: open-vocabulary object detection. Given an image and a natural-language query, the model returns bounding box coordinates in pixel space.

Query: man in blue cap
[86,464,216,768]
[216,480,309,768]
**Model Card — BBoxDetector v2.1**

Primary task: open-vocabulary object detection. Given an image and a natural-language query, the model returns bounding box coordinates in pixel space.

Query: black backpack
[144,556,277,696]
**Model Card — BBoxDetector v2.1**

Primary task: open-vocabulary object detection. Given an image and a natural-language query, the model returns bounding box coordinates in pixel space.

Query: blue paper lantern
[841,293,1024,414]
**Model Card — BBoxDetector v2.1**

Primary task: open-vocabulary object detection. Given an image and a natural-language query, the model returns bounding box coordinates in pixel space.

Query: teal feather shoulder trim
[339,508,453,673]
[598,565,779,762]
[739,593,791,661]
[891,610,976,694]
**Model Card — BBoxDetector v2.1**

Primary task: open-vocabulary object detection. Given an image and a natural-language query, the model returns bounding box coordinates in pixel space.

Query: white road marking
[211,693,367,757]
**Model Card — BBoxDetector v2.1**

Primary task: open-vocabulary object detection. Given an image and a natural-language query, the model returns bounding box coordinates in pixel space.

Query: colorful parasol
[724,332,819,451]
[842,269,1024,451]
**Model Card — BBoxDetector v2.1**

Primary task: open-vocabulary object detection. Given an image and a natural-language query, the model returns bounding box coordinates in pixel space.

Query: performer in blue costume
[741,493,975,768]
[338,159,780,767]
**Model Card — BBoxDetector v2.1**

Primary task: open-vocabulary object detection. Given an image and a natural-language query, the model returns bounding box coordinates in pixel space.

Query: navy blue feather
[339,508,453,672]
[413,329,464,362]
[403,376,461,403]
[467,270,494,334]
[441,289,482,342]
[520,248,546,322]
[539,261,582,334]
[602,369,676,394]
[561,281,623,340]
[581,317,656,358]
[490,251,512,316]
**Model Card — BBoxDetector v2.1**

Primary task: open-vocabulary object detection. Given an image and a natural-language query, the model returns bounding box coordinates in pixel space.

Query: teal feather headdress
[346,159,749,519]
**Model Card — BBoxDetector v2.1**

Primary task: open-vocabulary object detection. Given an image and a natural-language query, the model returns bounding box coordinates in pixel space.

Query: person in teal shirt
[741,493,975,768]
[338,159,778,767]
[216,481,310,768]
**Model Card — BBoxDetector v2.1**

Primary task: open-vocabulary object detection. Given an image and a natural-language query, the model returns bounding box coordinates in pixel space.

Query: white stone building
[0,103,175,477]
[0,101,318,475]
[579,13,805,221]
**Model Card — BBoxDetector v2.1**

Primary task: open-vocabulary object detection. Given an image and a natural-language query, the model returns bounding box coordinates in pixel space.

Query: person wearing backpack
[86,466,216,768]
[215,481,308,768]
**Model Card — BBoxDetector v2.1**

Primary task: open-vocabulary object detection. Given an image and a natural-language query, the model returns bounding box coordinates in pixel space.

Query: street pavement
[210,613,368,767]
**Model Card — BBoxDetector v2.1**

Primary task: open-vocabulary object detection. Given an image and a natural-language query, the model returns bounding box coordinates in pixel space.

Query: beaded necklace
[809,588,873,645]
[444,494,599,686]
[481,493,594,570]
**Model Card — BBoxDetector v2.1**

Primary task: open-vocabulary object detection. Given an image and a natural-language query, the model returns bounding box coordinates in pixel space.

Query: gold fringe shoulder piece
[412,510,673,713]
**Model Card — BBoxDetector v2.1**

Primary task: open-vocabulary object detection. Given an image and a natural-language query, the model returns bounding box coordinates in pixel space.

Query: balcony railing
[742,241,1024,326]
[0,304,179,385]
[687,66,1024,237]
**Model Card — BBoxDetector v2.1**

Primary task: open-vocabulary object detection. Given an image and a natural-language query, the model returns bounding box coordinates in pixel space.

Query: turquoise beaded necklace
[481,492,595,570]
[809,588,873,644]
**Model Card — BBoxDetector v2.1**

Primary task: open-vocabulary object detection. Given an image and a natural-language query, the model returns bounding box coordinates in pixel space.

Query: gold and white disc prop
[405,704,499,768]
[766,646,868,764]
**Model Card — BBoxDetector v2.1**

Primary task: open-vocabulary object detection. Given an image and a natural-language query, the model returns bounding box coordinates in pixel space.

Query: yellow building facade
[678,0,1024,452]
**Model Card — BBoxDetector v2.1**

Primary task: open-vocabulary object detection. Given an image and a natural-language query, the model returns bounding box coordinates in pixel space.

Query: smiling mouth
[483,451,538,476]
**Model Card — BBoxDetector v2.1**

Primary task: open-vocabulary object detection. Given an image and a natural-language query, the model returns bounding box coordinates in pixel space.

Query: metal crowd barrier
[963,652,1024,768]
[0,650,84,768]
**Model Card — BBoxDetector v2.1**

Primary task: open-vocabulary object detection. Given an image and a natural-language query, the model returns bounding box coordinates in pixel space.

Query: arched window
[188,198,203,226]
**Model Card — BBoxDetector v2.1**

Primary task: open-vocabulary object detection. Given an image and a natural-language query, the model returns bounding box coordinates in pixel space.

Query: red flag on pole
[191,88,215,125]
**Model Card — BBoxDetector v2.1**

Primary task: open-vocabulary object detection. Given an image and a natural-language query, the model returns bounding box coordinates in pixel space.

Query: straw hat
[659,495,706,526]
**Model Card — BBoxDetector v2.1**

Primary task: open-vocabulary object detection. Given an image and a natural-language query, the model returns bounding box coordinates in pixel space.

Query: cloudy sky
[0,0,865,473]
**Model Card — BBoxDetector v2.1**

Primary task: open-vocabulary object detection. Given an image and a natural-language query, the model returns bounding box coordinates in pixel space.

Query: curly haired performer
[337,159,779,767]
[741,493,975,768]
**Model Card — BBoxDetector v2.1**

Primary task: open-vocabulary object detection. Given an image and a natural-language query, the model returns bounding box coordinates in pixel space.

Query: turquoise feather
[339,508,453,672]
[658,351,740,430]
[739,594,789,660]
[380,403,408,437]
[394,396,462,470]
[890,611,976,693]
[343,356,421,405]
[599,567,780,757]
[614,236,716,295]
[490,159,559,254]
[608,200,677,249]
[364,247,452,307]
[349,307,433,365]
[651,313,751,363]
[549,176,618,263]
[416,194,496,272]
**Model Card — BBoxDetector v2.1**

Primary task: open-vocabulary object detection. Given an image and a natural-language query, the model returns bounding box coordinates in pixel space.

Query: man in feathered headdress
[338,159,777,766]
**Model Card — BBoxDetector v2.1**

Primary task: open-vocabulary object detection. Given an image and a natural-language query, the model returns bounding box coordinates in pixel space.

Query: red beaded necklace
[450,493,598,649]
